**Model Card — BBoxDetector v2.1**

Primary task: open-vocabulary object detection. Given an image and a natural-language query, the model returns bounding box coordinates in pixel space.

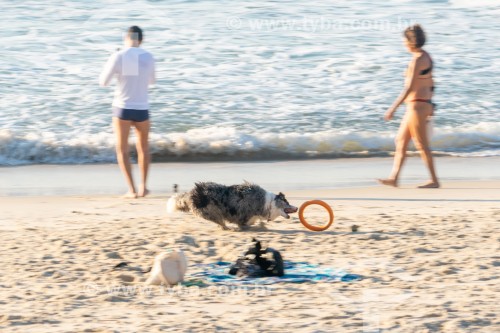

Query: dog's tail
[166,193,191,214]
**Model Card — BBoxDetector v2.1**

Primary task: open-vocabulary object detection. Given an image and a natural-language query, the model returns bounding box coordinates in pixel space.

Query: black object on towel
[229,238,284,277]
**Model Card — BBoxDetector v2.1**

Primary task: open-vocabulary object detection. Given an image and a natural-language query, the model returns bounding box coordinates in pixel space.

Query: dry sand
[0,180,498,332]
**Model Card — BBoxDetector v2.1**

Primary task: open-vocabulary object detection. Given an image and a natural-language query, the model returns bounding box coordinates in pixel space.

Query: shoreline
[1,156,500,197]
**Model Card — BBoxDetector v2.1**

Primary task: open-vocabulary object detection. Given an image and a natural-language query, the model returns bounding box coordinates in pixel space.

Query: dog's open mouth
[283,206,298,219]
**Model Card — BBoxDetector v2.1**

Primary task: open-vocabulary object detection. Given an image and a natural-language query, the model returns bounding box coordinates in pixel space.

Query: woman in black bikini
[378,24,440,188]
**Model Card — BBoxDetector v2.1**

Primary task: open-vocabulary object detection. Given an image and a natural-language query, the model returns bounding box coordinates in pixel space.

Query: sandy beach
[0,158,499,332]
[2,0,500,331]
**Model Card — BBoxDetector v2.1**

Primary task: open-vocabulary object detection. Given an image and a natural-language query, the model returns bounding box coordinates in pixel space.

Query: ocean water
[1,0,499,165]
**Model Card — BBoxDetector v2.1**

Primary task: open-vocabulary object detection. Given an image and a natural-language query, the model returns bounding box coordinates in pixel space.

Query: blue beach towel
[188,261,362,285]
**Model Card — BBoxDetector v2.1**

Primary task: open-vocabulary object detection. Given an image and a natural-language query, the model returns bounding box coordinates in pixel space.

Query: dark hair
[127,26,143,42]
[404,24,425,49]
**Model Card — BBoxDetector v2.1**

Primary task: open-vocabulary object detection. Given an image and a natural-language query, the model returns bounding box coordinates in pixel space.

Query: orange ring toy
[298,200,334,231]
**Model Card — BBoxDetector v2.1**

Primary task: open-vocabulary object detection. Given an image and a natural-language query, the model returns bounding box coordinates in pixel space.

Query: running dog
[166,182,298,230]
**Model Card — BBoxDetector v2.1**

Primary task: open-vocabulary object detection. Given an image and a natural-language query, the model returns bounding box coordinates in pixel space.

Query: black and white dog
[166,182,298,230]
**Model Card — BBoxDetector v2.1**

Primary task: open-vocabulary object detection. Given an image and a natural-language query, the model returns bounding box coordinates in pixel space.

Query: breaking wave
[1,122,498,165]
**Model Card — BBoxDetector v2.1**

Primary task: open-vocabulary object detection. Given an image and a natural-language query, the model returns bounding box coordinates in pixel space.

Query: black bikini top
[420,52,433,76]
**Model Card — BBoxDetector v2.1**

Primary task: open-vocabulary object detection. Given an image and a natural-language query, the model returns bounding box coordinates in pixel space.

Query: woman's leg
[133,119,151,197]
[379,112,411,187]
[113,117,137,198]
[407,104,439,188]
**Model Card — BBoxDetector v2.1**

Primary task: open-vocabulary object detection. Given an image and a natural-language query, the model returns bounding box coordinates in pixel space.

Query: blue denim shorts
[112,107,149,122]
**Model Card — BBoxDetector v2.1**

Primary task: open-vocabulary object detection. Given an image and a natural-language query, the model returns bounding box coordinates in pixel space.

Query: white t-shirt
[99,47,155,110]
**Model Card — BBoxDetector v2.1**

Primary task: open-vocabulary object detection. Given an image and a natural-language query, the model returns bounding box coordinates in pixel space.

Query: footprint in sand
[103,295,130,302]
[105,252,122,259]
[116,274,135,283]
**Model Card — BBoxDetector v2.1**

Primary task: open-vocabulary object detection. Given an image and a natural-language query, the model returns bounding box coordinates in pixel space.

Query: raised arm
[384,57,419,121]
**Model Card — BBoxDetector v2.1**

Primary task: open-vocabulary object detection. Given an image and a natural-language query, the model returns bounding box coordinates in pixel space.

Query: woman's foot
[417,181,440,189]
[377,178,398,187]
[122,191,137,199]
[138,188,150,197]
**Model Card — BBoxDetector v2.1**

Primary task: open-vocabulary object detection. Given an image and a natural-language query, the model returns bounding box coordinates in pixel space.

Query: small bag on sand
[145,250,187,286]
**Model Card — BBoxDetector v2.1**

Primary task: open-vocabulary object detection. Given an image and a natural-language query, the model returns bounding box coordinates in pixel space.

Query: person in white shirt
[100,26,155,198]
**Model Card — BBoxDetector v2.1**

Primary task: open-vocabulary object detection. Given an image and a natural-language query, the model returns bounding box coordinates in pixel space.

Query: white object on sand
[145,250,187,286]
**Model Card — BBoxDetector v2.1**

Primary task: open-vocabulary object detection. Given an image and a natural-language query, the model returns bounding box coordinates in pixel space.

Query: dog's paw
[238,224,251,231]
[218,224,230,231]
[257,222,268,230]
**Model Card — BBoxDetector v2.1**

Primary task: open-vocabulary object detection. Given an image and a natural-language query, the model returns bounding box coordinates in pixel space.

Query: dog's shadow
[245,225,410,237]
[243,226,339,235]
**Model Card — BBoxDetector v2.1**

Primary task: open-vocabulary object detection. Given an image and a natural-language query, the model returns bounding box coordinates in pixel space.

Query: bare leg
[113,117,136,198]
[134,120,150,197]
[407,104,439,188]
[378,112,411,187]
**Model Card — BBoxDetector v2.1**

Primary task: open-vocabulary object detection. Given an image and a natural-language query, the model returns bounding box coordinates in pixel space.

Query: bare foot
[417,182,440,189]
[377,178,398,187]
[138,188,150,197]
[122,192,137,199]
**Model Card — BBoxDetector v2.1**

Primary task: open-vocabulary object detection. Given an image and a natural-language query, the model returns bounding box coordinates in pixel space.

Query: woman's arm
[384,57,419,121]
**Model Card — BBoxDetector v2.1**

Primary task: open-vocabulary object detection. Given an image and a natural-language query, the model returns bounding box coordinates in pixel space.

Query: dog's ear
[277,192,287,200]
[276,192,290,204]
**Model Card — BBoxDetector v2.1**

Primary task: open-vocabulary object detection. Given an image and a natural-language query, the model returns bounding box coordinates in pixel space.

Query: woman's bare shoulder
[417,51,432,65]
